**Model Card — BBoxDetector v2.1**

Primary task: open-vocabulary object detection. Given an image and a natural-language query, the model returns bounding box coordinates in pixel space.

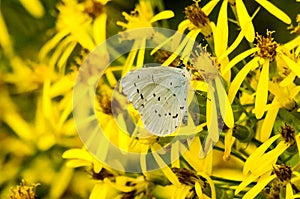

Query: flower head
[10,179,40,199]
[255,31,278,61]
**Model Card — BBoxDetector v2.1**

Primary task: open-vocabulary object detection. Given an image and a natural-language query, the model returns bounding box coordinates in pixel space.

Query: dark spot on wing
[170,82,172,86]
[137,75,140,79]
[158,114,161,117]
[169,112,171,116]
[141,104,144,108]
[158,97,160,101]
[172,113,178,119]
[180,106,184,109]
[155,110,157,113]
[140,94,144,99]
[173,93,176,96]
[153,93,156,97]
[137,89,139,93]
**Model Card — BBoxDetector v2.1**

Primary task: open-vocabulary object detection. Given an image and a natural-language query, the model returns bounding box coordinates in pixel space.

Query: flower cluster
[1,0,300,198]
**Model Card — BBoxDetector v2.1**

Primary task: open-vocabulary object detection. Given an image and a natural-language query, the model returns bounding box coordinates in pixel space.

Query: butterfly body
[122,66,191,136]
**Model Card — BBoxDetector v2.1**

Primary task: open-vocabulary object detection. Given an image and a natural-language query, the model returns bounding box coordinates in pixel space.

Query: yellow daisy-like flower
[116,1,174,30]
[10,179,40,199]
[39,0,109,71]
[224,30,300,119]
[258,81,300,141]
[235,122,300,198]
[203,0,291,43]
[237,163,300,199]
[116,1,174,75]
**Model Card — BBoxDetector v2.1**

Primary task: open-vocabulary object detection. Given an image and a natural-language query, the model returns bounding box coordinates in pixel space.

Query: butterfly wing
[121,66,190,136]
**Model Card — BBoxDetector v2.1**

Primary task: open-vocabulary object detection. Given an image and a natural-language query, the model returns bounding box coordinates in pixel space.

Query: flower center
[274,164,292,183]
[84,0,104,19]
[184,1,213,38]
[280,123,296,145]
[255,30,278,61]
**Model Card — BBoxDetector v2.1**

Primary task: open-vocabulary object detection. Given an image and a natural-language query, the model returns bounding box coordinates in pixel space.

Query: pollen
[10,179,40,199]
[255,30,278,61]
[280,123,296,145]
[184,1,213,38]
[273,164,292,183]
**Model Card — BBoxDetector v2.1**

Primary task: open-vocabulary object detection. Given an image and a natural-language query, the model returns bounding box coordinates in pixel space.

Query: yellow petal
[228,57,260,103]
[296,135,300,159]
[280,53,300,78]
[171,141,180,168]
[284,36,300,50]
[255,60,269,119]
[150,10,174,23]
[39,30,69,60]
[279,72,296,87]
[252,141,289,176]
[197,171,216,199]
[177,19,190,33]
[93,13,107,45]
[242,174,276,199]
[286,183,293,199]
[218,7,260,61]
[137,37,146,67]
[57,41,77,69]
[202,0,220,16]
[204,83,220,156]
[19,0,45,18]
[62,148,92,161]
[215,77,234,128]
[0,11,13,54]
[255,0,291,24]
[195,181,203,198]
[49,166,73,198]
[223,128,234,160]
[152,144,181,187]
[89,183,108,199]
[122,47,138,77]
[180,138,204,172]
[65,159,91,168]
[222,47,259,75]
[243,134,280,175]
[214,0,228,57]
[236,0,255,42]
[258,97,280,142]
[235,173,259,195]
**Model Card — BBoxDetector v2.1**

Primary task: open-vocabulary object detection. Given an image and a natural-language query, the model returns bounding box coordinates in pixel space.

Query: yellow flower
[152,167,217,199]
[116,1,174,76]
[39,0,109,71]
[10,179,40,199]
[237,163,299,199]
[235,122,300,198]
[225,30,300,119]
[191,48,234,156]
[258,81,300,141]
[202,0,291,43]
[116,1,174,30]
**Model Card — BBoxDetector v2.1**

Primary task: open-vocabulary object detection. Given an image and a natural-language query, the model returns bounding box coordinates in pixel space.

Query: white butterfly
[121,65,191,136]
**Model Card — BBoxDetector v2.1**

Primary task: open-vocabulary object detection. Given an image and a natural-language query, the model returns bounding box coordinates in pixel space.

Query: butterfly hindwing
[121,66,190,135]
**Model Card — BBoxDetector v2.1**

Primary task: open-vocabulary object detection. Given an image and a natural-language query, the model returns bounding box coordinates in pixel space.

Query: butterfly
[121,64,191,136]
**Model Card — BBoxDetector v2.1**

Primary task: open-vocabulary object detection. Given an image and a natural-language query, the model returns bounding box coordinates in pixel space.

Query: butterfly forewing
[121,66,191,136]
